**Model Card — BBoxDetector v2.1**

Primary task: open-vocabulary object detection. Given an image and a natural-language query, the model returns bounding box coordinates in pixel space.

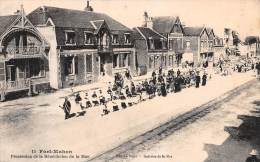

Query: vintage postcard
[0,0,259,162]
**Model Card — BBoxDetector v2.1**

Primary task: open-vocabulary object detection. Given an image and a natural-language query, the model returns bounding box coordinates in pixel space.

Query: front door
[6,65,16,82]
[100,55,106,76]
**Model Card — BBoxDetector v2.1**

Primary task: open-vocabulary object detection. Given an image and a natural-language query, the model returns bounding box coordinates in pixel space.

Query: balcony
[5,46,45,59]
[0,79,30,93]
[97,45,112,53]
[112,44,134,49]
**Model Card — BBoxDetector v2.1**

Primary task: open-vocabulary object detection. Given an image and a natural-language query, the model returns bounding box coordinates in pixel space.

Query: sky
[0,0,259,39]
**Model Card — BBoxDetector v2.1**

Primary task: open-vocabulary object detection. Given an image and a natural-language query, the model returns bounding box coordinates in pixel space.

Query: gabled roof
[90,20,110,34]
[152,16,178,34]
[132,28,144,40]
[183,27,205,36]
[134,27,166,40]
[206,27,215,37]
[0,15,19,36]
[27,6,132,31]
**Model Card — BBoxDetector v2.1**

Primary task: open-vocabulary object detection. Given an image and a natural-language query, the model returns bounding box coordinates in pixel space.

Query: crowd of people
[214,56,260,76]
[60,66,209,119]
[59,55,260,120]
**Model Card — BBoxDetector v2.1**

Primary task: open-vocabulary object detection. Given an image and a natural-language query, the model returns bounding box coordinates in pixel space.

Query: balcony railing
[148,48,168,53]
[0,79,30,92]
[6,46,44,57]
[97,45,112,53]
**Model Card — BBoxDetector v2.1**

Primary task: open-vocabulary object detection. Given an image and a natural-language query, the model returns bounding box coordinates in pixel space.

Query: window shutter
[0,62,5,81]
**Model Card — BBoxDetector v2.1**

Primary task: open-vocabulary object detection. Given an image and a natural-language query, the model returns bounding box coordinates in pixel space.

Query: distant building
[0,6,50,101]
[27,4,135,89]
[183,26,212,65]
[245,36,260,57]
[143,12,185,67]
[133,27,167,75]
[224,28,234,48]
[213,35,225,60]
[224,28,241,56]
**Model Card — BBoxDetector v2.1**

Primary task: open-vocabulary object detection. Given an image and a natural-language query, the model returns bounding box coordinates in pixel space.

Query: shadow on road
[203,100,260,162]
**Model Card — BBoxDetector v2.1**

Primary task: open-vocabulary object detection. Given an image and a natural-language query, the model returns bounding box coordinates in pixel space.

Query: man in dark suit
[195,71,201,88]
[62,97,71,119]
[256,61,260,75]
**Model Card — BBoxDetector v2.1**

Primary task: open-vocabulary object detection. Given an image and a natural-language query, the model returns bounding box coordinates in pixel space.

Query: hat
[249,149,258,156]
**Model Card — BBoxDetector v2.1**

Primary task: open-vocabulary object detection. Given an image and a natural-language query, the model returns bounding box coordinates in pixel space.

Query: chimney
[84,0,94,12]
[39,6,48,24]
[143,11,148,27]
[143,11,153,29]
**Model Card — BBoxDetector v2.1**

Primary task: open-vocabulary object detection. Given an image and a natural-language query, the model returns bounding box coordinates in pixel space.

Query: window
[186,41,191,49]
[201,41,204,48]
[149,37,155,49]
[86,55,92,73]
[124,33,131,44]
[177,38,182,49]
[119,53,128,67]
[112,34,119,44]
[65,31,76,45]
[64,56,78,75]
[0,62,5,81]
[169,55,173,66]
[169,39,173,50]
[113,53,128,68]
[161,38,166,49]
[113,54,118,68]
[29,59,45,78]
[164,56,167,66]
[149,56,154,69]
[84,32,94,45]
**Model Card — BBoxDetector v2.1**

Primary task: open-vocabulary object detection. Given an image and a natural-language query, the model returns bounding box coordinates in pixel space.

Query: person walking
[62,97,71,120]
[202,72,207,86]
[161,82,167,97]
[256,61,260,76]
[195,71,201,88]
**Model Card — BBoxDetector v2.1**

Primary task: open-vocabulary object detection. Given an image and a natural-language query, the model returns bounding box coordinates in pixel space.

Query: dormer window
[161,38,166,49]
[148,37,154,49]
[124,33,131,44]
[112,34,119,44]
[65,31,76,45]
[186,41,191,49]
[84,31,94,45]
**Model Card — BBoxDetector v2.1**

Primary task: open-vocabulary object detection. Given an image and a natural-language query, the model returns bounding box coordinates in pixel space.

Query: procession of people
[60,56,260,120]
[60,66,210,119]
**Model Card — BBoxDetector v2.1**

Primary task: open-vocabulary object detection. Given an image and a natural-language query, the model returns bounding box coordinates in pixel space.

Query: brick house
[133,27,167,75]
[0,6,50,101]
[245,36,260,57]
[143,12,185,67]
[183,26,212,66]
[27,4,135,89]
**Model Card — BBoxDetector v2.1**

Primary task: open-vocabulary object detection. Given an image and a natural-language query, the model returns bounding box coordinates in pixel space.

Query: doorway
[100,55,106,76]
[6,65,16,82]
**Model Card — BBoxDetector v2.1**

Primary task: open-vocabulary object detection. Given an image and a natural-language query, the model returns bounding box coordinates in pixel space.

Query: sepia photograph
[0,0,259,161]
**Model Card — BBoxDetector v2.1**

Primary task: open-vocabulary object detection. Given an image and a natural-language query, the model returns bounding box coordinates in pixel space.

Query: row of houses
[134,12,226,75]
[0,3,250,101]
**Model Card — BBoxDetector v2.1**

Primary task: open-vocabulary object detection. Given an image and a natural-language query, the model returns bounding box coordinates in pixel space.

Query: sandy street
[0,71,258,162]
[115,77,260,162]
